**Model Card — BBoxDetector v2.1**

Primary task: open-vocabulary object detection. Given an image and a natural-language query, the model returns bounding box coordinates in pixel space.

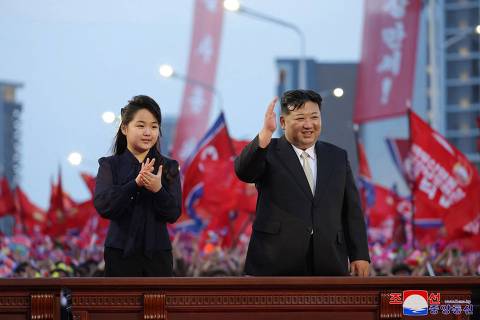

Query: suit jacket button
[130,196,134,200]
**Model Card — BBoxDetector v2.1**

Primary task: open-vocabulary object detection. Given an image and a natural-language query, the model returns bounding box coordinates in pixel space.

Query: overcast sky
[0,0,364,207]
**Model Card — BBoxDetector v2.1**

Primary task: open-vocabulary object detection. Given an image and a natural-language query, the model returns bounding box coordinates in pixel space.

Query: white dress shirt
[291,144,317,193]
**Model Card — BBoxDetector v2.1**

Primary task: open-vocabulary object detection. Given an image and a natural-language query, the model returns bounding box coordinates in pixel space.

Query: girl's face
[121,109,160,155]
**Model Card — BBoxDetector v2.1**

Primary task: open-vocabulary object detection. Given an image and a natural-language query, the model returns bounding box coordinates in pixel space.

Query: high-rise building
[437,0,480,172]
[0,81,22,186]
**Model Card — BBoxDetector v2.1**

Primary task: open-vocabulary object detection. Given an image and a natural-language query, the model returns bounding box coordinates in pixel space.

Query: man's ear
[279,115,286,130]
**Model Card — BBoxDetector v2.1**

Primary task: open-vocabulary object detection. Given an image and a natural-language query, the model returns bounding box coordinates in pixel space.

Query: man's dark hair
[280,89,323,114]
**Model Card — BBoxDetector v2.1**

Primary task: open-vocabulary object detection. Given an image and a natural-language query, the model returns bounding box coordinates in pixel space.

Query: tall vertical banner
[354,0,421,123]
[171,0,224,165]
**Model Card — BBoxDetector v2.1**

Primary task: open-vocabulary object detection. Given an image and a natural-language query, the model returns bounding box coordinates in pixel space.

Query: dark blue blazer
[93,148,181,258]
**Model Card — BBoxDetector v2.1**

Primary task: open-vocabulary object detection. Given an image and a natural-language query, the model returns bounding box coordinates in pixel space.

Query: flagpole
[353,123,366,213]
[407,108,416,250]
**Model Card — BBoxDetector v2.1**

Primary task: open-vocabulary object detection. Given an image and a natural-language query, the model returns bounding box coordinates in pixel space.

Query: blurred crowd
[1,230,479,278]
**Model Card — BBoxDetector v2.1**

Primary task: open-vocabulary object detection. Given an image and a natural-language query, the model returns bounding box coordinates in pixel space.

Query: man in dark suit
[235,89,370,276]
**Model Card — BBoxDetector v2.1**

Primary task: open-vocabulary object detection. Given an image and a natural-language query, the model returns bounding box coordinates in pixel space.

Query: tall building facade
[0,81,22,186]
[437,0,480,171]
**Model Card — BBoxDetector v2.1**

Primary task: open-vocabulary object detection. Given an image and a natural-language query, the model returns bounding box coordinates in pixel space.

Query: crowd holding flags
[356,110,480,275]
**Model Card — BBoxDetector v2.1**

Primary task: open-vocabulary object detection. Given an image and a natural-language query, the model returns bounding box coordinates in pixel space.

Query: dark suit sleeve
[94,157,138,221]
[151,161,182,224]
[342,151,371,262]
[234,135,268,183]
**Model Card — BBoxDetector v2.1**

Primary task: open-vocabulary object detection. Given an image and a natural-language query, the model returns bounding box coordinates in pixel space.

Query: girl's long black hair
[112,95,162,155]
[111,95,179,183]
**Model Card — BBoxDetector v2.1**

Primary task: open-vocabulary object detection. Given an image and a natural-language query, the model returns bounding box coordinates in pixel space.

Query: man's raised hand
[258,97,278,148]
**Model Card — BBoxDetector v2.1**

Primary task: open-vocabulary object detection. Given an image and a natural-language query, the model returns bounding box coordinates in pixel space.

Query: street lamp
[102,111,116,124]
[332,88,344,98]
[223,0,307,89]
[320,87,344,99]
[67,152,82,166]
[158,64,223,111]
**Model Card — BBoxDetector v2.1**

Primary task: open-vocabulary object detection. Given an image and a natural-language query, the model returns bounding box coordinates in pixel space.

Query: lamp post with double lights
[223,0,307,89]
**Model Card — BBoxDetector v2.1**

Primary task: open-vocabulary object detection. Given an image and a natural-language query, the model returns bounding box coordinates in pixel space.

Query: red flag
[355,137,375,214]
[80,172,96,196]
[79,172,110,230]
[171,0,224,164]
[356,138,372,179]
[180,113,253,251]
[45,169,83,236]
[199,158,242,217]
[455,234,480,253]
[231,139,257,213]
[386,137,444,246]
[386,138,411,184]
[46,172,66,236]
[0,178,15,217]
[179,113,235,232]
[354,0,421,123]
[409,111,480,243]
[14,187,47,235]
[366,184,398,244]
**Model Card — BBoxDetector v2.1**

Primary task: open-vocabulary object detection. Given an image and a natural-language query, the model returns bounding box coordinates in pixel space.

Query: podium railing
[0,277,478,319]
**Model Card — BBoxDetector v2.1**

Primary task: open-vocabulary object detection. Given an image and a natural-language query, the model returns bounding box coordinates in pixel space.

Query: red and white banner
[354,0,421,123]
[171,0,224,165]
[409,111,480,242]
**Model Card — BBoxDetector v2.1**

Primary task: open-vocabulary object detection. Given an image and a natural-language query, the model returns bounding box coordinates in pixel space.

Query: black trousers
[104,247,173,277]
[305,235,314,276]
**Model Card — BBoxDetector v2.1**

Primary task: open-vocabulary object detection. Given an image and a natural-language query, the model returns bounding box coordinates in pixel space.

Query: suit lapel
[313,141,333,205]
[276,136,314,200]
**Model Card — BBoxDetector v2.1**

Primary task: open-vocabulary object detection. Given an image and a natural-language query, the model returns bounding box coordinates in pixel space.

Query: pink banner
[354,0,421,123]
[171,0,224,164]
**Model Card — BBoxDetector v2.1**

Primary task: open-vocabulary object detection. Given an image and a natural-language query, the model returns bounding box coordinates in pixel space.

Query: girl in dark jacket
[94,95,181,276]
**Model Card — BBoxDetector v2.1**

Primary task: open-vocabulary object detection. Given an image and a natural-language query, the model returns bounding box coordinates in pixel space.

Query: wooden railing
[0,277,478,319]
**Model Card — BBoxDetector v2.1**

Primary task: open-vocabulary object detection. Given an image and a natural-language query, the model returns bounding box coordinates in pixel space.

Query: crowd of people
[1,229,479,278]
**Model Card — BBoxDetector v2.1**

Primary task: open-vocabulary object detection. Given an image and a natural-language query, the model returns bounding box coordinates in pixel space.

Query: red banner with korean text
[409,111,480,244]
[171,0,224,165]
[354,0,421,123]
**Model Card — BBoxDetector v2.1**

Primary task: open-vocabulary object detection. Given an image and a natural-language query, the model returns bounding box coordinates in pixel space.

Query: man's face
[280,101,321,150]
